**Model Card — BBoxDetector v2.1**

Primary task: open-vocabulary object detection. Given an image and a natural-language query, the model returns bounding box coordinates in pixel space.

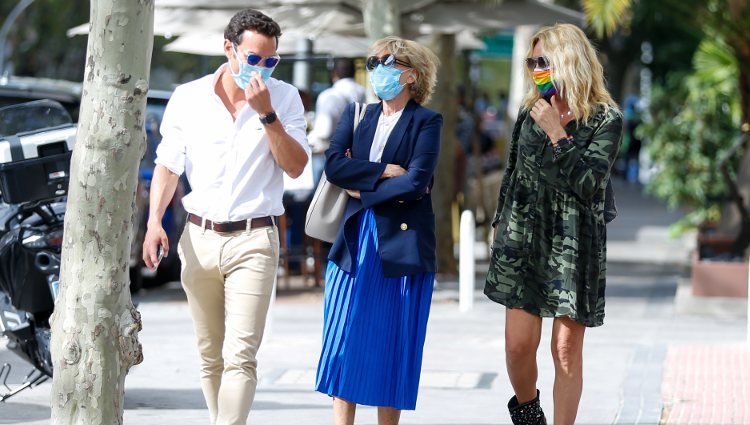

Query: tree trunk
[717,64,750,256]
[717,8,750,257]
[363,0,401,39]
[431,33,458,275]
[50,1,153,423]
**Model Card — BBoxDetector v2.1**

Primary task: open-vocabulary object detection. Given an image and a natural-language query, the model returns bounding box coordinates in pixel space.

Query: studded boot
[508,389,547,425]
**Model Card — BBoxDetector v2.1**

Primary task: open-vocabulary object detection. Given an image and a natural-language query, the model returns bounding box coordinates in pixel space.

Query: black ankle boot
[507,389,547,425]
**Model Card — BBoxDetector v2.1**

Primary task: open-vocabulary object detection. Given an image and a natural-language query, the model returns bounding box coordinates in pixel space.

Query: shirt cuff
[552,136,575,162]
[154,157,184,176]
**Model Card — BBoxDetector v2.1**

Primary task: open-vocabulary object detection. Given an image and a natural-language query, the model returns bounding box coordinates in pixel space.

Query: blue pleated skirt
[315,208,434,410]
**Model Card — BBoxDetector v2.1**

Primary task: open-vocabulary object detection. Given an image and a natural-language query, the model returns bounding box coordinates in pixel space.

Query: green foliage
[639,37,742,233]
[0,0,88,80]
[582,0,633,38]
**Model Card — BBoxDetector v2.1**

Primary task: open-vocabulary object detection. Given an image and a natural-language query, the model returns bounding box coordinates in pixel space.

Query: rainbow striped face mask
[532,68,557,100]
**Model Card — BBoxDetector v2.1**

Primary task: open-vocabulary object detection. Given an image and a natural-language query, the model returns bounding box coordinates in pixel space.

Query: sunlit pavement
[1,179,747,424]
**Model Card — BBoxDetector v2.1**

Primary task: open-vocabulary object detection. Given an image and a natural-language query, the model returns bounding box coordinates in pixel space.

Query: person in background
[623,94,642,183]
[307,57,366,183]
[315,36,442,425]
[142,9,309,425]
[298,88,314,132]
[484,23,623,425]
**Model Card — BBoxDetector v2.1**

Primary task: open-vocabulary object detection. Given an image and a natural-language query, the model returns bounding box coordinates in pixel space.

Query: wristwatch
[553,135,574,157]
[259,111,277,125]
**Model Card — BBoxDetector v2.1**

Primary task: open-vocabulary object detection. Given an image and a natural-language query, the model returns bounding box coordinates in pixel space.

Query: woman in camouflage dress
[484,24,623,425]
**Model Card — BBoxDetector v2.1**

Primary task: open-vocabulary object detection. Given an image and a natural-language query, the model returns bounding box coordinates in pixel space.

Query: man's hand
[346,189,361,199]
[143,223,169,270]
[245,71,273,114]
[381,164,407,179]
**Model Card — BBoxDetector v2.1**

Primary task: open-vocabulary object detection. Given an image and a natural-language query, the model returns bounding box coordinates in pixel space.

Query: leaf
[582,0,633,38]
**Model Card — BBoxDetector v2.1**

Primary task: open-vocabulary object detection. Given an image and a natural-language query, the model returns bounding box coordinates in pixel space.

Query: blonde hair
[522,24,618,123]
[368,36,440,104]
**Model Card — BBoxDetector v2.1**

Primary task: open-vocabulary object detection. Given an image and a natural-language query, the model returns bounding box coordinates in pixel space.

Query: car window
[0,100,73,137]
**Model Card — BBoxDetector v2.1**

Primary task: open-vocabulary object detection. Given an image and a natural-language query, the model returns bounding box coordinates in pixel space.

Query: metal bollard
[459,210,475,312]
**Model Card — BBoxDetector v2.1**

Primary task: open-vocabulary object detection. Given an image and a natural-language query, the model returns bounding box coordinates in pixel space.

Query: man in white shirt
[142,9,309,425]
[307,58,365,183]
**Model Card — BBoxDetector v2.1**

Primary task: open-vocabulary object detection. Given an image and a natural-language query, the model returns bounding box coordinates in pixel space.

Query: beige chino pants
[177,221,280,425]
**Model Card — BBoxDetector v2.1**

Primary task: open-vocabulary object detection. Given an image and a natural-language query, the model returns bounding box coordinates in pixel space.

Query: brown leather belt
[187,213,274,233]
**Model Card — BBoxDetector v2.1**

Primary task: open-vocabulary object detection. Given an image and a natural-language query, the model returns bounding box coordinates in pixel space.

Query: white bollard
[459,210,475,312]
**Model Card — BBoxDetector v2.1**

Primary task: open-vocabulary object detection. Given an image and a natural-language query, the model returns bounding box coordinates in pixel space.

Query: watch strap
[260,111,277,125]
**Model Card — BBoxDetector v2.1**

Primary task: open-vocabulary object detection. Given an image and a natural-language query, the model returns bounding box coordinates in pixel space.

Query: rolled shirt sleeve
[155,87,187,175]
[279,88,311,157]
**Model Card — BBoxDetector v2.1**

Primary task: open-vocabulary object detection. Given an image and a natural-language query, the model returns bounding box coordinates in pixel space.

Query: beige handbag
[305,102,367,243]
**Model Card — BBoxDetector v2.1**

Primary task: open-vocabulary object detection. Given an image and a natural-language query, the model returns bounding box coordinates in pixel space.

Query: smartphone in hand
[154,245,164,269]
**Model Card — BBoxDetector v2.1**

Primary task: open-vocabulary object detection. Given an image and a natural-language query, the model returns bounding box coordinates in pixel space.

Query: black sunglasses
[366,54,411,71]
[525,56,551,71]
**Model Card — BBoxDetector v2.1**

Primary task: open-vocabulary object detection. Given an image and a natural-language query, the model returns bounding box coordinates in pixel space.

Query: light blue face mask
[229,47,274,90]
[369,64,410,101]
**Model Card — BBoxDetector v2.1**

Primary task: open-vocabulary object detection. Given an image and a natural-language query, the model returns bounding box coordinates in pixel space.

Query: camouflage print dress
[484,106,623,327]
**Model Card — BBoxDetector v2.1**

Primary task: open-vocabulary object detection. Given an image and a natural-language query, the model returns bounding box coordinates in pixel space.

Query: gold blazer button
[400,223,408,231]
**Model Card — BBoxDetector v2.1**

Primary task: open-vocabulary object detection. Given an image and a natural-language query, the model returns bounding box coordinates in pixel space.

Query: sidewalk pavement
[1,179,748,425]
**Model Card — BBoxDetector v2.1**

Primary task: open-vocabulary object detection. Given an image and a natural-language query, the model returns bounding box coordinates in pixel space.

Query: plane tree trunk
[50,1,154,423]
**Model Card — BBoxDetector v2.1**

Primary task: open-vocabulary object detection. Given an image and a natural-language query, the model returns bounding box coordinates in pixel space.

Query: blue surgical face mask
[229,48,274,90]
[369,64,410,101]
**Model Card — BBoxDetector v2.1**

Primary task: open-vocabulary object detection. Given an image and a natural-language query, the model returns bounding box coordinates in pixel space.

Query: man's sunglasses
[366,54,411,71]
[526,56,551,71]
[234,45,280,68]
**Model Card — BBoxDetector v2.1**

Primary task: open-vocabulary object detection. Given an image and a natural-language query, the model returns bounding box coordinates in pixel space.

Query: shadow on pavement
[124,388,206,410]
[0,402,50,423]
[124,388,327,411]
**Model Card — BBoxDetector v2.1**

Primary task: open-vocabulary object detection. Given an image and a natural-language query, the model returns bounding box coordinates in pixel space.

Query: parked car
[0,76,186,290]
[0,76,81,121]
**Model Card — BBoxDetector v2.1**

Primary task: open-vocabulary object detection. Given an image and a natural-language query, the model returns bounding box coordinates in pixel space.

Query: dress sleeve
[491,109,525,228]
[553,108,623,200]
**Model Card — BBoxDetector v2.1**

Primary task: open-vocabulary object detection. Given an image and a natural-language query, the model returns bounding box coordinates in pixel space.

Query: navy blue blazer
[324,100,443,278]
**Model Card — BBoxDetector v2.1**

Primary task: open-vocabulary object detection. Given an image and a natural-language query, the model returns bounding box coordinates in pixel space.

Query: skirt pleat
[315,208,434,410]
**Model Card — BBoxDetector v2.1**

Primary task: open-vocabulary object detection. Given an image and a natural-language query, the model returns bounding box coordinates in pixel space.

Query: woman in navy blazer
[315,37,442,425]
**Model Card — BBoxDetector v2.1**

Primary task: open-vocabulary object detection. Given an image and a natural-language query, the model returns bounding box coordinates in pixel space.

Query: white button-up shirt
[155,64,310,221]
[307,78,365,153]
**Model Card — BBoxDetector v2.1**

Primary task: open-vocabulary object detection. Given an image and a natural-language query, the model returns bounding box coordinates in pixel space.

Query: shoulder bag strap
[353,102,366,134]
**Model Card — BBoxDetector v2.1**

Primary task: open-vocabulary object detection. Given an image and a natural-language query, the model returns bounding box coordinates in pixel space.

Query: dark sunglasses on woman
[366,53,411,71]
[526,56,551,71]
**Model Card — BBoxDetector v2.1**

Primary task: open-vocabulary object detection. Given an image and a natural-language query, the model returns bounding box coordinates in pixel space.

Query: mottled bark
[50,1,154,424]
[431,34,458,275]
